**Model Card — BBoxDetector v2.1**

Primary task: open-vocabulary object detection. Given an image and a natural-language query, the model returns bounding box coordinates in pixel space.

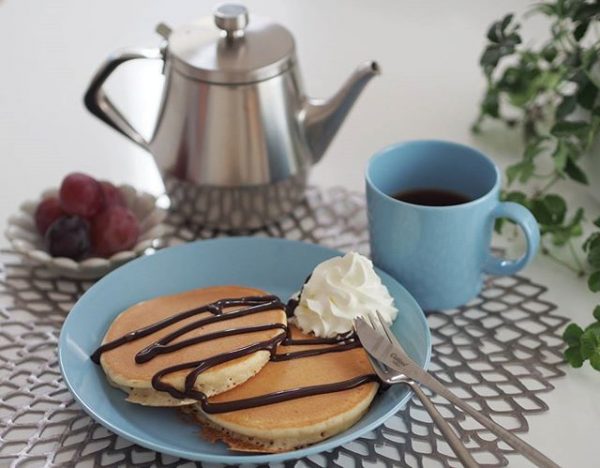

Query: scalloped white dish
[4,184,167,279]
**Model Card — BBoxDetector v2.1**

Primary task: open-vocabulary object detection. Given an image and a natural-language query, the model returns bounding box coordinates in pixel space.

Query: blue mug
[366,140,540,310]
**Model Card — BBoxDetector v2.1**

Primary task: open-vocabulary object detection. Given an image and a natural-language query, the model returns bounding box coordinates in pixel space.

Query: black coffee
[392,188,471,206]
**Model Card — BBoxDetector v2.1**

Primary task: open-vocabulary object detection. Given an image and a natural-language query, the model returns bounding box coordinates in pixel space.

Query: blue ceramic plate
[59,238,431,464]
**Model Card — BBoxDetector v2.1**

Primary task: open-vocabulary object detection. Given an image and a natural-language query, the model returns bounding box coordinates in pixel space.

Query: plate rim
[58,237,432,464]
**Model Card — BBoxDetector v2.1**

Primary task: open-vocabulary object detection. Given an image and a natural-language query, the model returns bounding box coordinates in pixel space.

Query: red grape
[45,216,91,260]
[99,181,126,208]
[59,173,103,217]
[35,196,65,235]
[90,206,140,257]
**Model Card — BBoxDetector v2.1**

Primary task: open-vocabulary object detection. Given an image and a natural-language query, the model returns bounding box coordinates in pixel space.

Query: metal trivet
[0,186,567,467]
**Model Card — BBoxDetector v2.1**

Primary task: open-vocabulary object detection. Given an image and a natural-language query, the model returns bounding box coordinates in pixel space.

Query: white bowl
[4,184,167,279]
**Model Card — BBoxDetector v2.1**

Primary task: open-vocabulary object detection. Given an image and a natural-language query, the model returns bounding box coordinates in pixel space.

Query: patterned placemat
[0,186,567,467]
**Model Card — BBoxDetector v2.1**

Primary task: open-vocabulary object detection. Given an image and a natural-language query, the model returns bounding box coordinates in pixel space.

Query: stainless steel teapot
[84,3,380,229]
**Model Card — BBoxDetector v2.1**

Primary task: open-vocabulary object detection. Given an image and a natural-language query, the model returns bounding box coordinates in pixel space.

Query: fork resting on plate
[354,313,559,468]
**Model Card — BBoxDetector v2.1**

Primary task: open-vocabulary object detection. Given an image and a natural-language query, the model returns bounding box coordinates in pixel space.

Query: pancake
[95,285,287,407]
[182,325,379,452]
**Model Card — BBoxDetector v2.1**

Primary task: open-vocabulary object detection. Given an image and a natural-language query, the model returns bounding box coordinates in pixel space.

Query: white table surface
[1,1,599,466]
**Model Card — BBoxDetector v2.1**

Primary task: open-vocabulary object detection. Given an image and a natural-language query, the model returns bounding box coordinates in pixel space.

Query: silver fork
[355,312,559,468]
[364,326,479,467]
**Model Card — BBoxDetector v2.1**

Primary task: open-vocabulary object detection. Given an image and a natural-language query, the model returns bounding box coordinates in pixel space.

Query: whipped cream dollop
[291,252,398,338]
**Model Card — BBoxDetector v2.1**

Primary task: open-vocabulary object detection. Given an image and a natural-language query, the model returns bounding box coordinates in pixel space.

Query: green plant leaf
[530,202,552,226]
[564,157,589,184]
[580,327,600,359]
[572,1,600,21]
[504,190,528,205]
[533,2,556,16]
[570,223,583,238]
[487,15,516,44]
[479,44,515,76]
[538,70,562,91]
[587,244,600,268]
[563,323,584,346]
[582,47,599,71]
[497,54,546,106]
[486,22,500,43]
[480,42,519,75]
[573,21,589,41]
[501,13,514,31]
[498,66,523,90]
[583,232,600,251]
[589,271,600,292]
[550,229,570,246]
[482,89,500,118]
[576,77,599,111]
[555,95,577,120]
[549,207,584,245]
[552,140,569,172]
[494,217,505,234]
[587,248,600,268]
[564,346,584,367]
[542,44,558,63]
[594,305,600,322]
[570,68,589,86]
[519,161,536,183]
[568,207,584,228]
[531,194,567,226]
[506,164,520,186]
[544,194,566,214]
[565,51,583,70]
[506,160,535,185]
[481,45,502,69]
[524,137,548,160]
[550,120,590,137]
[594,217,600,228]
[590,349,600,371]
[508,73,546,106]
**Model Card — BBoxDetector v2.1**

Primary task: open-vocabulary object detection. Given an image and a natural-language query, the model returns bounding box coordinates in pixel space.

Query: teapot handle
[84,48,163,151]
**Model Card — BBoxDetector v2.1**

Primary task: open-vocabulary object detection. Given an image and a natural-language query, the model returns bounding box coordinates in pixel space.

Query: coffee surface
[392,188,471,206]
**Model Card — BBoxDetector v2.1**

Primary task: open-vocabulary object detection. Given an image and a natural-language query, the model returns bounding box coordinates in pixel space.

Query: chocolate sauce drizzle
[91,294,377,414]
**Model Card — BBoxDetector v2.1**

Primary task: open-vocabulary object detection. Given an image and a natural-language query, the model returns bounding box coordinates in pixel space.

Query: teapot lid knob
[214,3,249,38]
[166,3,295,84]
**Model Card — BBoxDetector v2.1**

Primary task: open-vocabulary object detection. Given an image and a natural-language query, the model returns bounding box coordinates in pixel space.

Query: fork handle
[412,368,559,468]
[407,380,479,468]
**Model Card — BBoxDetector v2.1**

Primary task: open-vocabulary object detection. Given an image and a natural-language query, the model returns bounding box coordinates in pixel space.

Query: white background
[1,1,599,466]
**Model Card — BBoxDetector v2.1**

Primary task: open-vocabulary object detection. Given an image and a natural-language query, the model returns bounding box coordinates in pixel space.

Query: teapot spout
[302,61,380,162]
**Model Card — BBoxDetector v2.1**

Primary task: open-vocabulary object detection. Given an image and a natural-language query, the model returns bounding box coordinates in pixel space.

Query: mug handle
[483,202,540,275]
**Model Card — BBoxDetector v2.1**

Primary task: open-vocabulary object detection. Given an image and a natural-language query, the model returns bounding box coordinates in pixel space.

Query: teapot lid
[163,4,296,84]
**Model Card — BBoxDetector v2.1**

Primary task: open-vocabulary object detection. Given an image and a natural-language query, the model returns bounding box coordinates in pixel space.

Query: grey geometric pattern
[0,186,567,467]
[163,172,308,231]
[164,185,369,252]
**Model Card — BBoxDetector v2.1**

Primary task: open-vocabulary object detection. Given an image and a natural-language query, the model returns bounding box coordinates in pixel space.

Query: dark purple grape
[35,196,65,235]
[44,216,91,260]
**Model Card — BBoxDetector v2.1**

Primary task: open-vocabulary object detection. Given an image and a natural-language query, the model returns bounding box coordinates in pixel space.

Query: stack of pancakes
[96,285,378,453]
